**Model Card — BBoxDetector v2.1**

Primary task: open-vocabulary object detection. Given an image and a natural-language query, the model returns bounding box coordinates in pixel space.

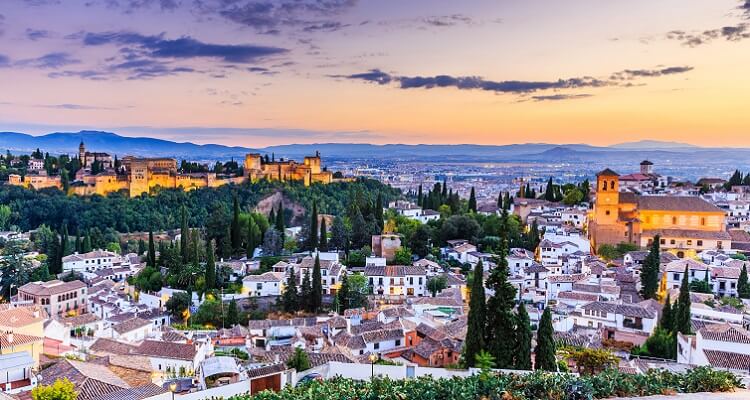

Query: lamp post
[169,382,177,400]
[368,353,378,379]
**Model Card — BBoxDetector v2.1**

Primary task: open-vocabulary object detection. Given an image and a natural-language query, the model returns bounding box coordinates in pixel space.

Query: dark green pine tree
[48,231,60,274]
[485,242,517,368]
[147,230,156,268]
[269,208,276,228]
[75,232,82,253]
[514,303,533,370]
[205,240,216,290]
[640,235,661,299]
[468,187,477,213]
[675,265,692,334]
[311,254,323,312]
[417,184,423,208]
[307,201,318,251]
[497,192,503,208]
[534,307,557,371]
[441,178,448,201]
[319,218,328,251]
[660,294,674,333]
[181,206,189,264]
[337,272,350,312]
[463,260,486,368]
[231,195,242,254]
[738,265,750,299]
[246,217,260,259]
[282,268,299,313]
[301,269,312,312]
[225,299,239,326]
[544,177,555,201]
[138,239,147,256]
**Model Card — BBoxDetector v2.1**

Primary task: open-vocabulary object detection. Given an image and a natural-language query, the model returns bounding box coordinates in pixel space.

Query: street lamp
[368,353,378,379]
[168,382,177,400]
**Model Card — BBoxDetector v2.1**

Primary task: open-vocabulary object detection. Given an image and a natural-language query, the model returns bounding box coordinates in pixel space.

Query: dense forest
[0,178,399,233]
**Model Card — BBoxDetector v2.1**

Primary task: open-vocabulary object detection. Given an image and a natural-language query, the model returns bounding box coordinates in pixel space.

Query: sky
[0,0,749,147]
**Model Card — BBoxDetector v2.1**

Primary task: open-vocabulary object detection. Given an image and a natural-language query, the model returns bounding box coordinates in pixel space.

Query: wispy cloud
[667,24,750,46]
[25,28,51,40]
[531,94,593,102]
[335,65,694,99]
[15,52,81,69]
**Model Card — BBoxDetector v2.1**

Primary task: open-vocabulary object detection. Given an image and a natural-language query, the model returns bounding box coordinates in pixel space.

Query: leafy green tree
[246,217,261,258]
[165,292,191,321]
[347,273,368,308]
[181,206,190,264]
[393,246,413,265]
[514,303,532,370]
[282,267,299,313]
[635,327,676,360]
[468,187,477,213]
[675,265,692,335]
[562,188,584,205]
[262,228,283,256]
[0,240,33,299]
[31,378,78,400]
[330,216,349,251]
[474,350,496,372]
[205,240,216,290]
[426,275,447,297]
[287,347,310,372]
[534,307,557,371]
[409,224,432,258]
[689,276,712,293]
[375,192,384,232]
[440,215,481,243]
[640,236,661,299]
[464,260,486,368]
[739,265,750,299]
[311,254,323,313]
[0,204,12,230]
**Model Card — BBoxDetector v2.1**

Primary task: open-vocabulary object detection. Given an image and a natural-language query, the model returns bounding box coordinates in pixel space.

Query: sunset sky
[1,0,749,147]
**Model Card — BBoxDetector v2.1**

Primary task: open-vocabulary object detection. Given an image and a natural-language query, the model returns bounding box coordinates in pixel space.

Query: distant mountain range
[1,130,748,163]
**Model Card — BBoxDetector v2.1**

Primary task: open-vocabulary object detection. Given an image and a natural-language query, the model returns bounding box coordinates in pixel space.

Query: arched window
[611,180,616,190]
[602,180,608,191]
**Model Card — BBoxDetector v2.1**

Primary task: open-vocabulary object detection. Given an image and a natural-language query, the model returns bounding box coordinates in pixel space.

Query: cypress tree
[282,267,299,313]
[311,254,323,313]
[675,265,692,334]
[82,234,92,253]
[231,195,241,253]
[49,231,60,274]
[337,272,350,312]
[485,241,517,368]
[221,227,232,260]
[246,218,259,259]
[640,235,661,299]
[205,240,216,290]
[275,205,285,241]
[468,187,477,213]
[301,269,312,312]
[660,294,674,333]
[464,260,486,367]
[535,307,557,371]
[308,201,318,251]
[319,218,328,251]
[524,184,532,199]
[497,192,503,208]
[181,206,189,264]
[269,208,276,227]
[225,299,239,326]
[417,184,423,208]
[75,232,82,254]
[514,303,532,370]
[544,177,555,201]
[441,178,448,200]
[147,230,156,268]
[738,265,750,299]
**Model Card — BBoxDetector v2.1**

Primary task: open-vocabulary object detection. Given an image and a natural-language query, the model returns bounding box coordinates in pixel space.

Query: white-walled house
[62,249,122,273]
[677,323,750,371]
[242,272,284,297]
[572,301,658,335]
[665,259,710,290]
[364,265,427,297]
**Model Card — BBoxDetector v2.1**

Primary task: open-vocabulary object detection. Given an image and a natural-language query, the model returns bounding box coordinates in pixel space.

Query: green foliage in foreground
[233,367,742,400]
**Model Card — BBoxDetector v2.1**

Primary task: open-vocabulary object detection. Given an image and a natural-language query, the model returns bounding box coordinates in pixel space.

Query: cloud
[0,14,5,37]
[47,70,110,80]
[337,65,694,98]
[0,54,10,67]
[79,31,288,63]
[610,66,694,80]
[303,21,350,32]
[208,0,357,34]
[531,94,593,102]
[15,52,81,69]
[39,103,116,110]
[25,28,51,40]
[668,24,750,46]
[422,14,474,27]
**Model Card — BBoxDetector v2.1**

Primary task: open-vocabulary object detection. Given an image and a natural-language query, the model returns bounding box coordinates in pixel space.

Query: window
[660,238,666,245]
[602,181,608,191]
[687,240,692,245]
[697,240,703,246]
[605,210,610,216]
[395,339,401,346]
[673,273,680,281]
[672,217,677,224]
[374,343,380,350]
[670,239,676,245]
[701,217,706,226]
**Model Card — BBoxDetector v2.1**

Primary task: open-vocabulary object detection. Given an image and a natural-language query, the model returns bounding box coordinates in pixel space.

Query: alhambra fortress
[9,141,333,197]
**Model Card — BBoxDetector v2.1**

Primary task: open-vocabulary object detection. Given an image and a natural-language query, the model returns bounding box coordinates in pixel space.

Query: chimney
[7,332,14,344]
[274,354,280,363]
[33,310,39,318]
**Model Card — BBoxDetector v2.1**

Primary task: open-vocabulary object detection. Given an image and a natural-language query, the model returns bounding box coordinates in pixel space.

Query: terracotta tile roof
[88,383,166,400]
[710,266,741,279]
[113,318,151,334]
[547,273,588,283]
[133,340,196,361]
[665,259,710,272]
[60,313,101,326]
[0,331,43,347]
[597,168,619,177]
[703,349,750,370]
[557,291,599,302]
[361,328,403,344]
[89,338,137,356]
[642,229,731,241]
[364,265,425,276]
[18,280,86,296]
[636,196,722,213]
[581,301,655,319]
[246,363,290,378]
[0,305,46,328]
[699,323,750,344]
[41,359,129,400]
[242,272,284,282]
